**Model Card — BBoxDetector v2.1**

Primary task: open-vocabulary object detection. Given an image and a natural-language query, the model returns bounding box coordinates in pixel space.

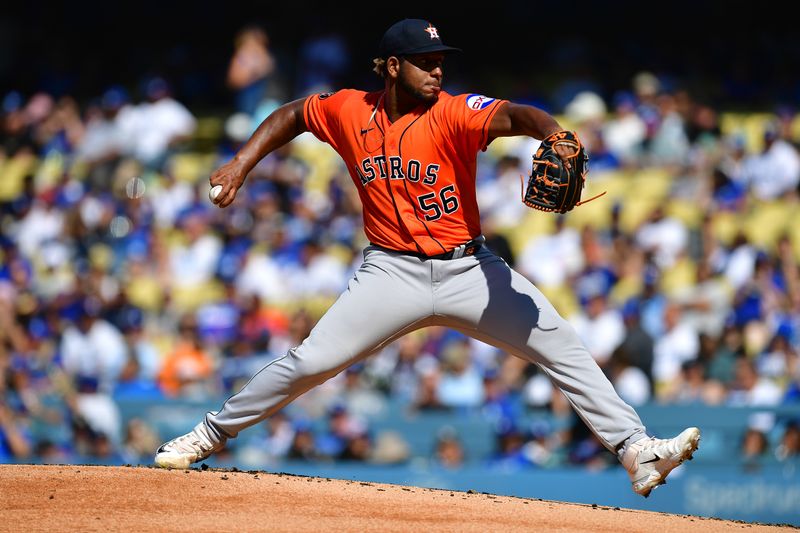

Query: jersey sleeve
[440,93,507,153]
[302,90,352,150]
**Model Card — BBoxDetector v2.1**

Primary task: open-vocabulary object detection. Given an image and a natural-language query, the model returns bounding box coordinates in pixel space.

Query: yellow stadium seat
[665,199,704,228]
[540,284,579,318]
[0,154,38,201]
[507,210,554,257]
[661,256,697,297]
[720,112,774,152]
[126,276,166,312]
[619,198,661,233]
[743,200,794,252]
[193,117,225,145]
[710,211,740,247]
[791,114,800,144]
[631,167,673,201]
[36,151,66,191]
[791,211,800,263]
[169,153,216,183]
[609,277,643,307]
[170,280,226,313]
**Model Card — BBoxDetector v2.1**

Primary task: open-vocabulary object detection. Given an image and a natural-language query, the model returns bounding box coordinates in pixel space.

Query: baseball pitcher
[155,18,699,498]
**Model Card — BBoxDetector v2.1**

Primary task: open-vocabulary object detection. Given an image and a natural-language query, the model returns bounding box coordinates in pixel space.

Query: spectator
[433,426,465,469]
[339,430,372,462]
[616,298,655,386]
[661,359,707,404]
[723,232,759,292]
[436,338,485,409]
[120,418,161,463]
[728,358,783,407]
[0,401,32,460]
[603,90,647,166]
[130,77,196,169]
[287,420,318,461]
[652,302,700,390]
[296,30,349,95]
[647,91,690,167]
[757,331,798,381]
[741,121,800,201]
[569,291,625,368]
[635,206,689,269]
[705,324,743,386]
[488,420,530,470]
[674,261,732,339]
[609,351,651,406]
[167,206,223,304]
[226,25,276,116]
[157,314,216,398]
[316,403,367,459]
[518,215,583,288]
[75,86,134,190]
[149,163,195,229]
[775,422,800,462]
[59,297,128,394]
[259,411,296,460]
[741,427,769,473]
[70,375,123,447]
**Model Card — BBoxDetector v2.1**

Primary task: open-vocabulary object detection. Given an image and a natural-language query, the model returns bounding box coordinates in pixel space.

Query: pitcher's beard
[399,76,439,105]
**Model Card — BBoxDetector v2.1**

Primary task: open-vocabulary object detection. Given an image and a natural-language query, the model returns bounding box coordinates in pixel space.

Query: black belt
[380,236,486,260]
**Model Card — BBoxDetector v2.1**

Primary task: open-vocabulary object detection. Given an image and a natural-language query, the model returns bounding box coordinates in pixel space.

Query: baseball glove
[522,130,599,213]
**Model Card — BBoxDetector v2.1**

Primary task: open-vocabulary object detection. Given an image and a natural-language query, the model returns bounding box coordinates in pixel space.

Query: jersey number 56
[417,185,460,221]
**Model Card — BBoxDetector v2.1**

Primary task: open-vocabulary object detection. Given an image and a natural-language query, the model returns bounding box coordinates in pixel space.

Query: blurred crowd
[1,30,799,470]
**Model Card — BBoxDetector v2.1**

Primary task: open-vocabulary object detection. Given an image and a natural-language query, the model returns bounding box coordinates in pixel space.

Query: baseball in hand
[209,185,223,202]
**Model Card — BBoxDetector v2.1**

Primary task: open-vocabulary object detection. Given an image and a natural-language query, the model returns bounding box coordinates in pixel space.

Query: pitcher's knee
[287,345,348,383]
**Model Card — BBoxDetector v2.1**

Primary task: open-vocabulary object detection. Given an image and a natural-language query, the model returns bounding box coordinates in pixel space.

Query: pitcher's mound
[0,465,793,532]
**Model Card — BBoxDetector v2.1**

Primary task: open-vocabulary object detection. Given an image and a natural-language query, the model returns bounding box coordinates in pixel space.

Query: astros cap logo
[424,24,440,40]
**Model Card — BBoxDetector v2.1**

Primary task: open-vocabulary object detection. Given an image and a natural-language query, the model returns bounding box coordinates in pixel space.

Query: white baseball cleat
[154,423,225,469]
[621,427,701,498]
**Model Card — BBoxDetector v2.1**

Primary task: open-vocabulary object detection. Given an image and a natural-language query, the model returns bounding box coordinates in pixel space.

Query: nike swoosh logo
[640,454,661,464]
[360,128,374,134]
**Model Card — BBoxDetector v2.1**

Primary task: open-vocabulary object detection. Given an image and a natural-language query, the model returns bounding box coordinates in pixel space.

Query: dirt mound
[0,465,794,532]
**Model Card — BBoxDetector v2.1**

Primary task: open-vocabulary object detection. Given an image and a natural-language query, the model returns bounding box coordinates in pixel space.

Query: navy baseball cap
[379,19,461,58]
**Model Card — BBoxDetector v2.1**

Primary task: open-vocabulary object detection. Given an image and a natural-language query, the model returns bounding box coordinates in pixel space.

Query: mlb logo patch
[466,94,495,110]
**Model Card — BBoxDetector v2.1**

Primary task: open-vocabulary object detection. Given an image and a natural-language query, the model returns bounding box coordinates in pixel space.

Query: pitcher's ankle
[616,431,648,461]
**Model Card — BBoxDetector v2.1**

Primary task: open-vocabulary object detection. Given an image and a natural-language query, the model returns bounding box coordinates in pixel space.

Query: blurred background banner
[1,0,799,527]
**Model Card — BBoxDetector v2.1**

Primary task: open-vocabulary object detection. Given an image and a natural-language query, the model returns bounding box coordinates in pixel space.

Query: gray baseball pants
[205,245,647,452]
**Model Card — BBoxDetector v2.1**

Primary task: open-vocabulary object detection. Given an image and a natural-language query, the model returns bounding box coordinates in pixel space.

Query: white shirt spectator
[236,251,290,302]
[10,201,64,259]
[728,359,785,407]
[131,97,196,164]
[569,304,625,366]
[169,234,222,288]
[76,392,123,444]
[77,114,123,162]
[168,209,221,289]
[741,138,800,200]
[284,249,348,298]
[728,379,784,407]
[519,224,583,287]
[613,366,651,406]
[603,110,647,164]
[437,367,485,408]
[635,213,688,268]
[673,270,732,337]
[723,243,757,291]
[648,110,690,165]
[60,318,128,393]
[150,178,194,229]
[653,321,699,384]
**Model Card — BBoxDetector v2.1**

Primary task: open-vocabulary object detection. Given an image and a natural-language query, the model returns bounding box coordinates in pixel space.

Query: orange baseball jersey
[303,89,507,255]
